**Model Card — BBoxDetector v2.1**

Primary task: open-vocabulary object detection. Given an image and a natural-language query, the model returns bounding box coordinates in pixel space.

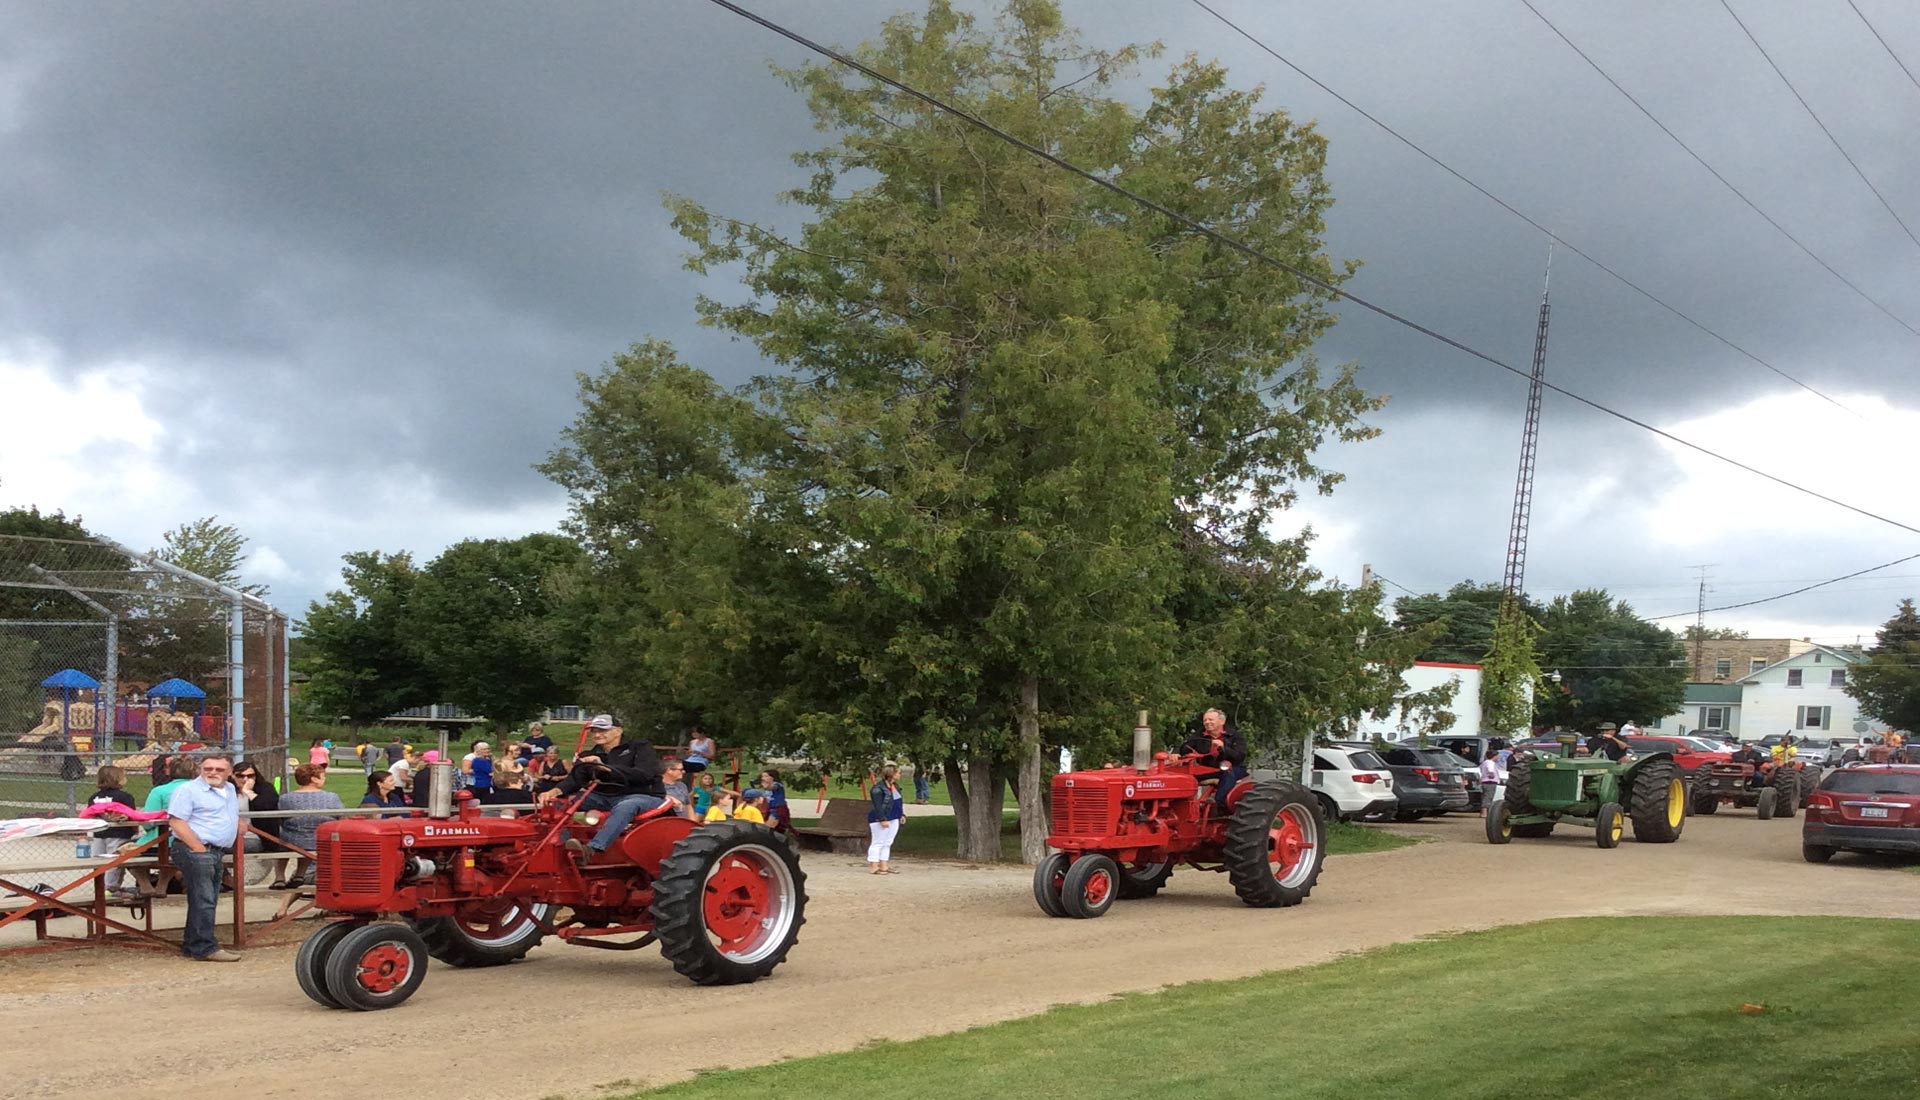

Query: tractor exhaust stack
[1132,711,1152,772]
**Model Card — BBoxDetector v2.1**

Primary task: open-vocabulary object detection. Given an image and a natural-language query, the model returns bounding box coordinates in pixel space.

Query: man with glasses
[167,754,242,962]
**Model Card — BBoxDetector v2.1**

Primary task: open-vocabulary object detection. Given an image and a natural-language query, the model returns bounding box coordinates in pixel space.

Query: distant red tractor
[293,777,805,1011]
[1033,717,1327,919]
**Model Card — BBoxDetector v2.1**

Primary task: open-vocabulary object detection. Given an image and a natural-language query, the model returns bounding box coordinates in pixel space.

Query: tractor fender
[1622,751,1675,781]
[615,814,697,875]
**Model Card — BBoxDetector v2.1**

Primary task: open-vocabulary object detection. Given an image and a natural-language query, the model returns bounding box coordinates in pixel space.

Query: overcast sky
[2,0,1915,651]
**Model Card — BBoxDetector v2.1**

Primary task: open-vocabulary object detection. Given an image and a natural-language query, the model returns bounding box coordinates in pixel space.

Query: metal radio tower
[1502,243,1554,600]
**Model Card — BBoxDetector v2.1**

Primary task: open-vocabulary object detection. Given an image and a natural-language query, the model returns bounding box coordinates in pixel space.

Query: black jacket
[1181,725,1248,769]
[558,738,664,799]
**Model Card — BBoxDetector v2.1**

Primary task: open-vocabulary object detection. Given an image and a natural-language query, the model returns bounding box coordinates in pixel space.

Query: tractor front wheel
[323,921,430,1011]
[1485,801,1513,844]
[1060,854,1119,919]
[1116,859,1173,900]
[653,822,808,985]
[1756,788,1777,820]
[294,919,356,1009]
[1224,780,1326,908]
[1032,852,1070,917]
[1691,784,1719,815]
[411,899,550,968]
[1628,761,1685,843]
[1595,802,1624,849]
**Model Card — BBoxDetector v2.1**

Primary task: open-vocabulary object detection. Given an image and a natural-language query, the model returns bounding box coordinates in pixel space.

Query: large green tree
[1845,599,1920,734]
[548,1,1396,862]
[297,552,435,728]
[1532,590,1685,729]
[1392,581,1542,663]
[409,534,588,730]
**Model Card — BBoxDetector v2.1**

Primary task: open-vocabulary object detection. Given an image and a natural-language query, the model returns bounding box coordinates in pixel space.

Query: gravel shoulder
[1,812,1914,1100]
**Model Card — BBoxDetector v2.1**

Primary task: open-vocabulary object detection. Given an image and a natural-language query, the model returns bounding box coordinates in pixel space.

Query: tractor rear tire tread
[409,901,549,969]
[1628,760,1684,844]
[1223,779,1325,909]
[1115,859,1173,900]
[652,821,807,986]
[1511,821,1556,838]
[1771,768,1799,820]
[1503,757,1536,816]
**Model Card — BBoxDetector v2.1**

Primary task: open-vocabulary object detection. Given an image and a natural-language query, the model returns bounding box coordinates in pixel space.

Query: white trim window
[1715,658,1732,678]
[1749,658,1767,672]
[1796,706,1830,730]
[1698,706,1730,729]
[1786,669,1803,688]
[1829,669,1846,688]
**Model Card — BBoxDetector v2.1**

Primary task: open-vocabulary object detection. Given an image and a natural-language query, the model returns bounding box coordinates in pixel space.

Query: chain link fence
[0,532,290,823]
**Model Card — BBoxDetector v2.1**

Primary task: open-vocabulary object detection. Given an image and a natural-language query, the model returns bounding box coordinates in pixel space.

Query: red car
[1803,765,1920,863]
[1625,736,1731,777]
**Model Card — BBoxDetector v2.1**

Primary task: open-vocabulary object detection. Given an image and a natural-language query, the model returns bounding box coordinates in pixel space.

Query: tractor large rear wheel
[1628,761,1685,843]
[653,822,807,985]
[1223,780,1325,908]
[1771,768,1799,820]
[1504,758,1536,814]
[1691,783,1719,815]
[410,899,550,968]
[1116,859,1173,900]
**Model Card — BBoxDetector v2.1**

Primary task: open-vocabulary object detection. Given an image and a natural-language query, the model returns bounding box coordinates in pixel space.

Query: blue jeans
[914,772,931,801]
[171,842,225,958]
[588,793,666,850]
[1213,765,1247,808]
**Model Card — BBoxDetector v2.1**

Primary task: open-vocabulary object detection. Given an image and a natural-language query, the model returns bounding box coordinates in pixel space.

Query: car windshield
[1820,771,1920,796]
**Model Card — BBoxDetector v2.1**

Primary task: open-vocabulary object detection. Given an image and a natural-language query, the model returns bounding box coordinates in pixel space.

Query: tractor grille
[1054,784,1117,838]
[322,836,386,896]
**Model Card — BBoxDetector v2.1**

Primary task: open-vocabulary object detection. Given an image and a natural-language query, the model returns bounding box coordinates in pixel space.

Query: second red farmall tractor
[1033,715,1327,919]
[292,759,806,1011]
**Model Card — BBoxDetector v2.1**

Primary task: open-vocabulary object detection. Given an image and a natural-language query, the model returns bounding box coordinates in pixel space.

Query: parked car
[1308,746,1398,823]
[1368,745,1471,820]
[1440,750,1487,809]
[1624,736,1729,778]
[1802,765,1920,863]
[1827,737,1870,766]
[1387,733,1513,764]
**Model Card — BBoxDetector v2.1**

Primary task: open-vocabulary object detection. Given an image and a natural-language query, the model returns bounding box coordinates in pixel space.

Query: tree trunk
[944,755,971,858]
[947,754,1005,862]
[1016,674,1048,865]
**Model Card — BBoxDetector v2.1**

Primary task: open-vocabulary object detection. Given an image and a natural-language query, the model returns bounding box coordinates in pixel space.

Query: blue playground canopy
[147,677,207,700]
[40,668,101,690]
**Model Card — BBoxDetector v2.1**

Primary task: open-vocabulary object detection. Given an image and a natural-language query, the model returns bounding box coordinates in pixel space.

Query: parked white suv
[1308,746,1398,823]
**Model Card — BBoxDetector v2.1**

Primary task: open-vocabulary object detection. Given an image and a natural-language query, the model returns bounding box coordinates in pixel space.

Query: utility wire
[1645,550,1920,620]
[1718,0,1920,251]
[1519,0,1920,340]
[1847,0,1920,97]
[704,0,1920,539]
[1186,0,1859,415]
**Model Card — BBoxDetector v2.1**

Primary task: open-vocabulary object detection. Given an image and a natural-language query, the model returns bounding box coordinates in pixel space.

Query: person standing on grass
[166,754,241,963]
[276,764,343,890]
[867,764,905,875]
[912,761,932,805]
[466,741,495,798]
[307,738,329,769]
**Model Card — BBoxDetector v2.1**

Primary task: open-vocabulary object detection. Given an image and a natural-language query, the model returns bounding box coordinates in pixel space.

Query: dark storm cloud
[0,1,1914,623]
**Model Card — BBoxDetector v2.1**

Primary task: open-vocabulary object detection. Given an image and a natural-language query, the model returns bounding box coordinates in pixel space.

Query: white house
[1735,645,1871,740]
[1650,682,1744,737]
[1354,660,1522,739]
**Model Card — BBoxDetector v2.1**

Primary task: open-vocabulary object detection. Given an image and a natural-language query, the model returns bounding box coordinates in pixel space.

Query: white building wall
[1354,662,1498,738]
[1650,702,1743,737]
[1737,649,1870,740]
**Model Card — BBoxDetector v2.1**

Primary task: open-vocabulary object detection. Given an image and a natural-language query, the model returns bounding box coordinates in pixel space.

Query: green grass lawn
[616,916,1919,1100]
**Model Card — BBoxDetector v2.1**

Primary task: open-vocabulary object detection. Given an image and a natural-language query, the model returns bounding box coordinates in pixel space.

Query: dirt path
[2,813,1915,1100]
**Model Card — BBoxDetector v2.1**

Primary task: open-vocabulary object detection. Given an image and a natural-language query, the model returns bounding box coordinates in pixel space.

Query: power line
[1846,0,1920,98]
[1518,0,1920,340]
[1718,0,1920,251]
[704,0,1920,539]
[1186,0,1860,415]
[1645,550,1920,620]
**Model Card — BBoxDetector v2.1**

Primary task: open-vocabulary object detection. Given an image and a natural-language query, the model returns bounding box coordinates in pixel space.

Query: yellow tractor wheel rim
[1667,779,1685,827]
[1609,813,1623,842]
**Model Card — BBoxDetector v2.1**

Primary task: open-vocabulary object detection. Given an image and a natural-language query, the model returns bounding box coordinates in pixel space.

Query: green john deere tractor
[1486,744,1686,848]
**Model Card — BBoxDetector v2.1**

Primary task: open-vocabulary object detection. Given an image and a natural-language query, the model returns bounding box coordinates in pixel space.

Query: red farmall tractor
[292,770,806,1011]
[1033,716,1327,919]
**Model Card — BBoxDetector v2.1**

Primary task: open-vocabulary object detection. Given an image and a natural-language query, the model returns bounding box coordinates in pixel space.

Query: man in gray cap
[540,714,666,856]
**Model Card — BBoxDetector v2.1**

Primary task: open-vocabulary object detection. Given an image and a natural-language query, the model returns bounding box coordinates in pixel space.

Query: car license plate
[1861,806,1890,818]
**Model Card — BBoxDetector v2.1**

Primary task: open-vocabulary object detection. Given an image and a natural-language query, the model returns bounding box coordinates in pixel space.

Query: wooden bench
[792,798,871,855]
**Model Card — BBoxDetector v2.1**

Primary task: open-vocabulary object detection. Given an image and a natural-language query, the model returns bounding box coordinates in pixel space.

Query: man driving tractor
[1180,708,1247,808]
